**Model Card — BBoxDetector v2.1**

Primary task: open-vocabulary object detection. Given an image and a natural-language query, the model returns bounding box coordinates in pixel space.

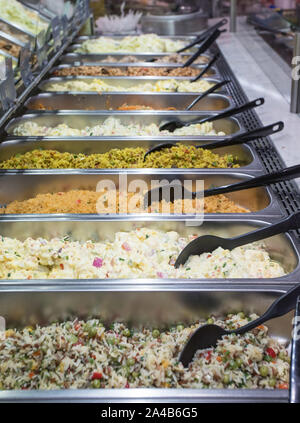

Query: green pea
[107,337,115,345]
[152,329,160,338]
[223,374,230,385]
[127,358,135,367]
[207,318,214,324]
[229,360,238,370]
[122,329,131,338]
[92,379,101,389]
[259,365,269,377]
[236,358,243,368]
[65,322,72,330]
[88,327,98,338]
[69,334,78,344]
[279,351,287,361]
[269,378,277,387]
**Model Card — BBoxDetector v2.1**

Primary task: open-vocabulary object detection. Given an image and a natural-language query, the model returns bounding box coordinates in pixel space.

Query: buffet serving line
[0,4,299,403]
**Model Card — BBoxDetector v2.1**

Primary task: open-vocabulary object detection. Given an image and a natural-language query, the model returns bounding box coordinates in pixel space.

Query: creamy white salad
[0,228,285,280]
[12,117,225,137]
[74,34,187,54]
[44,78,214,93]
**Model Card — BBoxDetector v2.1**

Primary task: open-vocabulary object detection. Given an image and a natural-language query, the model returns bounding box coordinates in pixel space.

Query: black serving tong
[144,163,300,209]
[143,98,268,161]
[290,296,300,403]
[183,79,230,112]
[158,97,264,133]
[181,29,223,68]
[175,208,300,268]
[190,52,220,83]
[146,27,224,64]
[177,18,228,53]
[143,121,282,161]
[179,284,300,367]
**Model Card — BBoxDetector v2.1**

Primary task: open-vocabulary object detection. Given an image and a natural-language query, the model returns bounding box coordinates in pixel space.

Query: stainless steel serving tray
[0,171,284,218]
[51,62,220,78]
[24,92,233,112]
[0,2,49,39]
[38,76,223,95]
[59,52,212,66]
[69,35,201,54]
[5,111,243,140]
[0,138,261,173]
[0,285,295,402]
[0,218,298,284]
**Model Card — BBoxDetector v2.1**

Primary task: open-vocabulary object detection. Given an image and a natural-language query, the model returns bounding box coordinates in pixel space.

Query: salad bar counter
[0,8,299,403]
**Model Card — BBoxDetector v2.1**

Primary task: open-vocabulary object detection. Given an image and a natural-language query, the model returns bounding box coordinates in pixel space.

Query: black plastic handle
[198,97,265,124]
[229,210,300,251]
[177,18,228,53]
[182,29,222,68]
[232,286,300,336]
[191,53,220,83]
[197,121,284,150]
[290,296,300,403]
[185,79,230,111]
[204,164,300,197]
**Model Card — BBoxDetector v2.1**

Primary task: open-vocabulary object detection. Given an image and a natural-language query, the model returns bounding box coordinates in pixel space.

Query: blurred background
[89,0,300,19]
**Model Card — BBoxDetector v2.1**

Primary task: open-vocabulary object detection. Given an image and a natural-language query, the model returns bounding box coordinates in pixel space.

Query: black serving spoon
[190,52,220,83]
[158,97,264,133]
[175,209,300,269]
[144,163,300,208]
[179,283,300,367]
[177,18,228,53]
[143,121,283,162]
[184,79,230,111]
[181,28,224,68]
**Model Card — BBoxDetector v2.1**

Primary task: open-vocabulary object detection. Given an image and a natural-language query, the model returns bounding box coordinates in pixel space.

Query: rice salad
[0,228,285,280]
[44,78,214,93]
[12,117,225,137]
[74,34,187,54]
[0,314,290,390]
[0,145,237,170]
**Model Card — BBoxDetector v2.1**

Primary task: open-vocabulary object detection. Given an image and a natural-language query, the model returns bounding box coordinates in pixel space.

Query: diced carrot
[278,383,288,389]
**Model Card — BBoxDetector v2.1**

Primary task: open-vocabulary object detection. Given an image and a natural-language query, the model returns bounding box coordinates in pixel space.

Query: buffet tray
[38,76,223,95]
[51,62,220,78]
[4,111,243,140]
[0,170,284,218]
[24,92,233,112]
[59,52,212,66]
[0,138,259,172]
[0,284,295,402]
[0,218,297,285]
